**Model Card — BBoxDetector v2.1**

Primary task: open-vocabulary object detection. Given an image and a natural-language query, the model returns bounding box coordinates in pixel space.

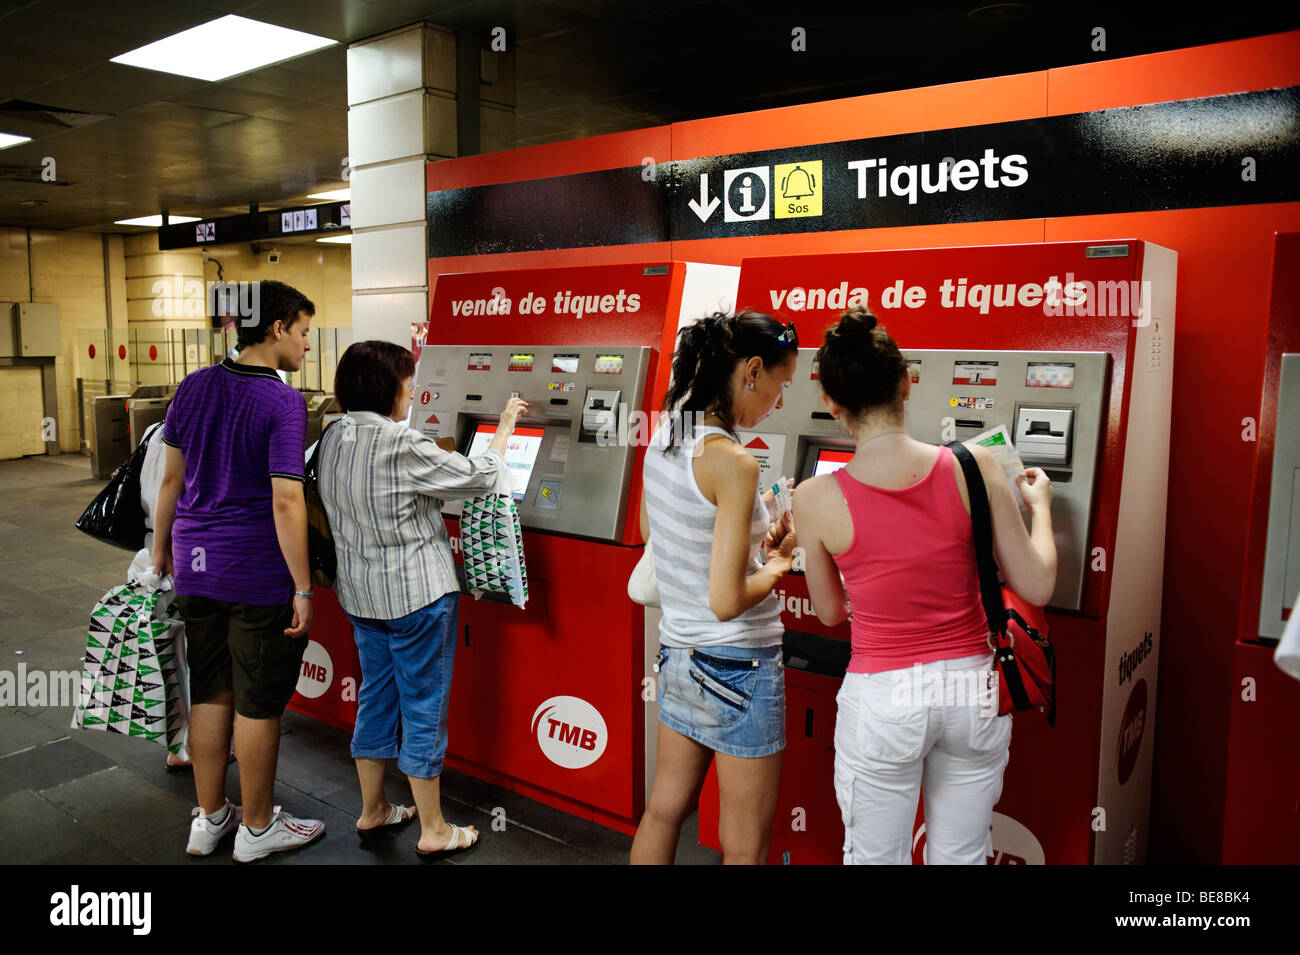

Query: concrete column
[347,23,515,346]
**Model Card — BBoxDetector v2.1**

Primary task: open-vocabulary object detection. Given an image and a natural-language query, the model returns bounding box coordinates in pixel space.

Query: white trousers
[834,653,1012,865]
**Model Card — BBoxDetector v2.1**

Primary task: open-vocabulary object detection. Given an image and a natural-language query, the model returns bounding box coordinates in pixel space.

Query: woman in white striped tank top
[629,311,800,865]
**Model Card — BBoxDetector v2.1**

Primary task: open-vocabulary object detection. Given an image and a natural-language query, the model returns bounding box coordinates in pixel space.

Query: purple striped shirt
[162,358,306,605]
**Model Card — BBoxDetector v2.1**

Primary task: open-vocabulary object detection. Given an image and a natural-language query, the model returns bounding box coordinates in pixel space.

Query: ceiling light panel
[114,214,200,227]
[111,15,337,83]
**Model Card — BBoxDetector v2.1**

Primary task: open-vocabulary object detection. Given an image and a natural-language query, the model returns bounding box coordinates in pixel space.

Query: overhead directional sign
[426,86,1300,257]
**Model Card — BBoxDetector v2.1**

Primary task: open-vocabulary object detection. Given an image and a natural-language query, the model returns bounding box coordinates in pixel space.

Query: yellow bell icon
[780,164,816,200]
[774,161,823,218]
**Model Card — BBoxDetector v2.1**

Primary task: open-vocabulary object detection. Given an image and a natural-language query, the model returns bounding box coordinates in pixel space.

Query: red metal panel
[286,587,361,731]
[447,531,644,823]
[1238,232,1300,642]
[1223,642,1300,863]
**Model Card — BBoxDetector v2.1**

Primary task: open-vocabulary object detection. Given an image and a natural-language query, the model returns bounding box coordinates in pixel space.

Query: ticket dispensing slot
[579,388,621,442]
[1014,406,1075,470]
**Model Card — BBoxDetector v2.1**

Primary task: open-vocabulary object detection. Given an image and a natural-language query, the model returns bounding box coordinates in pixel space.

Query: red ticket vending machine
[694,239,1176,864]
[289,261,738,834]
[1225,232,1300,862]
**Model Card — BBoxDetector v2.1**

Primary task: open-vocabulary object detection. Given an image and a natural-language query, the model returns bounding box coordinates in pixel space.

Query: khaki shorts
[176,594,304,719]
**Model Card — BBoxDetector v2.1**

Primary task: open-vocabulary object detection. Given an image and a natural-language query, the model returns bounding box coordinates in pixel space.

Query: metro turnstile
[90,395,129,479]
[126,386,175,452]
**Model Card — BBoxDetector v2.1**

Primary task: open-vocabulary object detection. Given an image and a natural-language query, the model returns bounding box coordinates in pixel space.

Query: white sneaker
[232,807,325,862]
[187,800,242,856]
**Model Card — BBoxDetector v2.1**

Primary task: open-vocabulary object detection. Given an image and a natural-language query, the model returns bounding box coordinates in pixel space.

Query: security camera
[267,250,281,264]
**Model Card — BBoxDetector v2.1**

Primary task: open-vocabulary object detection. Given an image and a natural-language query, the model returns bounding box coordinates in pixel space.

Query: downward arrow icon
[687,174,720,222]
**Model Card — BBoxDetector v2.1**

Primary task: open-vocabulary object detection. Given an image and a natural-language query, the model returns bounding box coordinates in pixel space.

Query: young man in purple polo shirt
[152,279,325,862]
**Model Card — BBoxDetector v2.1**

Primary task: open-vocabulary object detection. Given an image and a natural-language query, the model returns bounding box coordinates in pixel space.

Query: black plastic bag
[75,432,149,551]
[304,434,337,587]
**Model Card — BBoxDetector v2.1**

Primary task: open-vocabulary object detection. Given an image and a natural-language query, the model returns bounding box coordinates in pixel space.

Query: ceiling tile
[20,63,207,115]
[221,64,346,102]
[29,0,220,43]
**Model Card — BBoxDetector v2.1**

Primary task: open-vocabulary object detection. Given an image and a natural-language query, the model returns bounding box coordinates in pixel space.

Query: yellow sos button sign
[774,161,823,219]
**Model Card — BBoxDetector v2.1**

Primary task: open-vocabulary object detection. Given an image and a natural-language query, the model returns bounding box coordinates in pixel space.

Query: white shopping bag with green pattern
[460,468,529,608]
[71,582,190,757]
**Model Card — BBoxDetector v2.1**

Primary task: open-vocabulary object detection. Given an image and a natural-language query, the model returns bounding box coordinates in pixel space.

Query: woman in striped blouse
[630,311,800,865]
[318,340,527,861]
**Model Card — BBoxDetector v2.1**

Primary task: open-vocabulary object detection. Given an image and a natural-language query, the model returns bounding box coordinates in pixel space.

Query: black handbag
[947,441,1057,726]
[75,428,151,551]
[304,432,337,588]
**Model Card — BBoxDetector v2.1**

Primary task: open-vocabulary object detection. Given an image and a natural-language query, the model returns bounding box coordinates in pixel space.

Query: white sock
[205,803,230,825]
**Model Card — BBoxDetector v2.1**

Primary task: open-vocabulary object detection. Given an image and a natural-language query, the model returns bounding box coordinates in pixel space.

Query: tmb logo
[531,695,608,769]
[912,812,1045,865]
[1116,677,1148,786]
[294,640,333,700]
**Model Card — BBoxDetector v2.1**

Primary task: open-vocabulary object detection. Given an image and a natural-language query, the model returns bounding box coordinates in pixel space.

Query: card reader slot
[466,394,482,401]
[954,419,984,429]
[811,411,833,420]
[549,398,569,406]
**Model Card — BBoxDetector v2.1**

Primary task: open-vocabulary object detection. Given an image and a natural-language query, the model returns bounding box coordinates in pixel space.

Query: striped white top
[643,424,783,648]
[317,410,506,620]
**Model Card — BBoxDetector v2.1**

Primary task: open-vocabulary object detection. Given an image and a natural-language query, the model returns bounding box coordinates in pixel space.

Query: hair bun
[842,306,877,331]
[833,307,879,344]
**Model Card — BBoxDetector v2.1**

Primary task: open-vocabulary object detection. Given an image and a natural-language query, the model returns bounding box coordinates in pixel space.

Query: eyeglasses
[776,322,798,346]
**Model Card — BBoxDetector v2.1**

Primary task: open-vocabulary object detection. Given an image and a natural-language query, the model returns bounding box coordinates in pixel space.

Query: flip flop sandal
[356,804,417,840]
[416,823,479,862]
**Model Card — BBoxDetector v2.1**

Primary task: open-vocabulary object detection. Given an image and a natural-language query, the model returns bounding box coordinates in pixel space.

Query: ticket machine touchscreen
[810,447,852,477]
[465,423,546,500]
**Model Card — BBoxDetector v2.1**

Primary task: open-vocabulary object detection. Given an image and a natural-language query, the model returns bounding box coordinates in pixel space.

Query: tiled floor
[0,453,718,865]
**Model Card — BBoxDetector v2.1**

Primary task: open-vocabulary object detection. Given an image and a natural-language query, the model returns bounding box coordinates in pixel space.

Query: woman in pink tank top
[791,308,1057,865]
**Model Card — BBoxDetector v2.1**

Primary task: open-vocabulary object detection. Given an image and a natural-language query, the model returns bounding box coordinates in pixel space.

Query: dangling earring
[746,381,755,390]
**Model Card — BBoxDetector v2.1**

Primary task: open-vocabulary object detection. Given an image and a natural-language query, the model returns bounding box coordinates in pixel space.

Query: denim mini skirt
[654,644,785,758]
